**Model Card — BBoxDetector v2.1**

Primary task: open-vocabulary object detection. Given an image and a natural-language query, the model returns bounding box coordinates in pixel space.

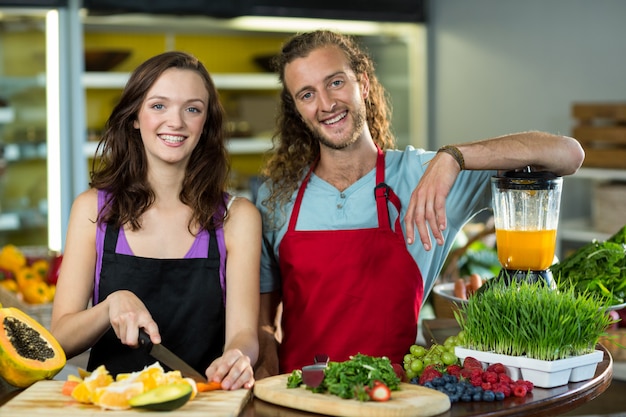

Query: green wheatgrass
[454,280,616,360]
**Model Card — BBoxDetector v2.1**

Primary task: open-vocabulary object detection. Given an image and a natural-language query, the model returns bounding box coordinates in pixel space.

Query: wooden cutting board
[253,374,451,417]
[0,380,251,416]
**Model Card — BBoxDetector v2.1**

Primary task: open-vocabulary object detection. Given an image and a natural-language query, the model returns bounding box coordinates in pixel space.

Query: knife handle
[138,328,153,349]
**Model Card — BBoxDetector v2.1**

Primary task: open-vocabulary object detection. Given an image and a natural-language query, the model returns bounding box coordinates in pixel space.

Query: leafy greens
[550,225,626,306]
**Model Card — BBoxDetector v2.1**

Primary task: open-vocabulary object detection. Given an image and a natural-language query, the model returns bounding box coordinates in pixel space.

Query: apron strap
[374,147,403,237]
[287,158,317,232]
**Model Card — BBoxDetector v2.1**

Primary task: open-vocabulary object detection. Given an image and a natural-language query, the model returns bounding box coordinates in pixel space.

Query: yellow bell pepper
[21,280,51,304]
[30,259,50,281]
[0,245,26,276]
[15,266,41,293]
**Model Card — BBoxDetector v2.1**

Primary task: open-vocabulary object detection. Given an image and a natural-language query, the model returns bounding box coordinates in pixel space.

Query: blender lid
[492,169,561,190]
[501,170,559,180]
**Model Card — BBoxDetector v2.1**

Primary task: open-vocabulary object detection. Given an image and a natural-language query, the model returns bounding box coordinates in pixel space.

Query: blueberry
[424,381,434,389]
[461,394,472,402]
[495,391,505,401]
[444,383,456,392]
[449,394,460,403]
[410,377,419,384]
[482,390,496,402]
[472,392,483,402]
[444,374,457,383]
[431,377,444,387]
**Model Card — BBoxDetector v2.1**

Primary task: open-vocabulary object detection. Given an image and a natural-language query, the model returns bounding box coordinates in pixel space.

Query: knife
[138,329,208,383]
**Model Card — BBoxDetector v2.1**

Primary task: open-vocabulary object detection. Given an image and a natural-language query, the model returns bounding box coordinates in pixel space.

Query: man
[254,30,585,376]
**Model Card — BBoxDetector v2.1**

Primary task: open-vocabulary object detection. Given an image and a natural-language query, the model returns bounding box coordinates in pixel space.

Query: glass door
[0,9,49,247]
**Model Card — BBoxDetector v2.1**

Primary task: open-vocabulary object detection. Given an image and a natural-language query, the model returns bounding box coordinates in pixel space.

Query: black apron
[87,224,225,377]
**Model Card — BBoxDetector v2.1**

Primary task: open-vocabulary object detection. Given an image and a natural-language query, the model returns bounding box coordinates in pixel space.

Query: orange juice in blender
[495,229,557,270]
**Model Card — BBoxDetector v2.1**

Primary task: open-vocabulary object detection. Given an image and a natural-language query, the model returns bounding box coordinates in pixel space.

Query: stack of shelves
[82,72,279,156]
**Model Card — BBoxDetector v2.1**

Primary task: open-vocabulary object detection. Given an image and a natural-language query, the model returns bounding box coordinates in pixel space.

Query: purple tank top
[94,190,228,303]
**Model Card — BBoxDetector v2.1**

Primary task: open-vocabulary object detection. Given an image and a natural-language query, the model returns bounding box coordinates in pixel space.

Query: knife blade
[138,329,208,383]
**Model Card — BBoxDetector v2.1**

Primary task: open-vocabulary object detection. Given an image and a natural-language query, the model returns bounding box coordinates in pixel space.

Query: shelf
[571,167,626,182]
[0,75,46,97]
[82,72,280,90]
[0,107,15,124]
[3,142,47,162]
[559,218,612,243]
[83,137,272,157]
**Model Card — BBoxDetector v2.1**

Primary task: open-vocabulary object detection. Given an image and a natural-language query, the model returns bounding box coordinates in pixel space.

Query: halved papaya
[129,383,192,411]
[0,306,66,388]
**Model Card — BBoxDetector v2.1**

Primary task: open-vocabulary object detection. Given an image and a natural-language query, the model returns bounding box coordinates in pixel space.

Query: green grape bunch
[402,331,465,380]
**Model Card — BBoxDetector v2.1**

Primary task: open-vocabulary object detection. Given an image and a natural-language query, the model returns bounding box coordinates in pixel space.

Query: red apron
[278,148,424,373]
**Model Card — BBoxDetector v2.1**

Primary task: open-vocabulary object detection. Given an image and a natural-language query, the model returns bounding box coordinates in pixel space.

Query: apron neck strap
[374,147,403,235]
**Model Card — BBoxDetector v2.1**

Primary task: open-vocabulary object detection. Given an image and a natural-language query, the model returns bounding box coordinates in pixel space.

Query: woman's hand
[205,349,255,390]
[106,290,161,346]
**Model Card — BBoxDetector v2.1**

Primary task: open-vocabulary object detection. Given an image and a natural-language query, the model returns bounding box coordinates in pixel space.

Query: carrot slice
[62,380,80,396]
[196,381,222,392]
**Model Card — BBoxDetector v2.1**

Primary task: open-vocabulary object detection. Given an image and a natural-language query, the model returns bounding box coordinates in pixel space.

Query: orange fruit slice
[71,365,113,404]
[92,381,145,410]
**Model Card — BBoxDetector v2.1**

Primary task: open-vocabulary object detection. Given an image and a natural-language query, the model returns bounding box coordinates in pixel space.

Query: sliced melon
[129,382,192,411]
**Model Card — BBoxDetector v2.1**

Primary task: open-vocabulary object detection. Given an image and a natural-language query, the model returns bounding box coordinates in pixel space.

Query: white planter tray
[455,347,604,388]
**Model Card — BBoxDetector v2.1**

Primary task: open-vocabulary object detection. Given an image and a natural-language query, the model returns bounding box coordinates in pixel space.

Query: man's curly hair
[260,30,395,228]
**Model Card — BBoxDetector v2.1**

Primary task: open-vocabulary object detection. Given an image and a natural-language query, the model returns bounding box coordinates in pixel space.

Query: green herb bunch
[286,353,400,401]
[550,225,626,306]
[455,280,617,361]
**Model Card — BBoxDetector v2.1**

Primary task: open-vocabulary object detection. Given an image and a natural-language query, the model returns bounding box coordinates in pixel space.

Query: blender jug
[491,170,563,285]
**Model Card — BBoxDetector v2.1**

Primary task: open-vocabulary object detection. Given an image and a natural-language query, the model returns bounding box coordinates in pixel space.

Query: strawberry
[462,356,483,370]
[392,363,407,382]
[367,381,391,402]
[487,363,506,374]
[460,367,482,379]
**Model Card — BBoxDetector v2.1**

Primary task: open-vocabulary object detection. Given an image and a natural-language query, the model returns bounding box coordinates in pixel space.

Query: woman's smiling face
[133,67,209,165]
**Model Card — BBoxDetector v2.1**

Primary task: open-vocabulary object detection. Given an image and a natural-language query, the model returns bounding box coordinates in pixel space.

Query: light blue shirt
[256,146,495,299]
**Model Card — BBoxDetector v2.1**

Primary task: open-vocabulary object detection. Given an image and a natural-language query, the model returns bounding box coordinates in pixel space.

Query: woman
[51,51,260,390]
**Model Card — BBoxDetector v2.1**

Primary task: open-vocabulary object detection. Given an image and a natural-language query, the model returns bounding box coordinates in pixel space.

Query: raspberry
[520,380,534,392]
[482,371,498,384]
[497,384,512,397]
[470,376,483,387]
[481,382,492,391]
[512,384,528,397]
[419,365,443,385]
[498,373,512,384]
[446,364,462,377]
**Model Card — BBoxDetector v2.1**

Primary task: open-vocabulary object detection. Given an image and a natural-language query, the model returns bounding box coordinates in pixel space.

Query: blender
[491,169,563,286]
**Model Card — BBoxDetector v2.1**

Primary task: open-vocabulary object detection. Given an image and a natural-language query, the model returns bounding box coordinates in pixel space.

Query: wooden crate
[572,103,626,169]
[592,182,626,234]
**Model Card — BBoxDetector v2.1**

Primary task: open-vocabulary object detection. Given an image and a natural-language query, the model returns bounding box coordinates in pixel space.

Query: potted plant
[453,279,616,388]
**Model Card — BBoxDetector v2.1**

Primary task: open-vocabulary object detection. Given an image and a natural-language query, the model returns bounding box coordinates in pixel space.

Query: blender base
[496,269,557,289]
